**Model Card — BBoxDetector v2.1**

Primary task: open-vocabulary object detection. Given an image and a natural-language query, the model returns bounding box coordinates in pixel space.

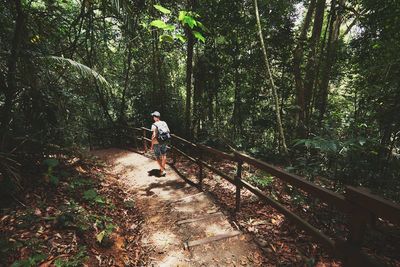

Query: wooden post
[172,142,177,165]
[197,146,203,188]
[342,188,369,267]
[235,159,243,213]
[133,129,138,149]
[142,128,147,152]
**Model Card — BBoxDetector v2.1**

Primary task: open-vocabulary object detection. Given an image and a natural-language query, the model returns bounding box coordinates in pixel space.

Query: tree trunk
[119,43,133,123]
[293,0,316,137]
[185,28,194,138]
[303,0,326,129]
[316,0,344,122]
[232,51,242,138]
[254,0,288,155]
[192,53,203,139]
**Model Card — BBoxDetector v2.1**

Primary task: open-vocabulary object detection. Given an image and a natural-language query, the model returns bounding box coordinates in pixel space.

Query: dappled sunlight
[204,222,232,237]
[150,230,179,250]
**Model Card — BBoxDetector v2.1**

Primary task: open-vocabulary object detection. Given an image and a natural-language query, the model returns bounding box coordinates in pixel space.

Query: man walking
[150,111,170,176]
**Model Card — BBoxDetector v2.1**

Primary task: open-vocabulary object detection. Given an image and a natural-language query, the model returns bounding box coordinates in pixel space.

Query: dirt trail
[93,148,263,266]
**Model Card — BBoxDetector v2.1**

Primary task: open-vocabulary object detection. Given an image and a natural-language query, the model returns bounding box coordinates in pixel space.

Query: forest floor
[1,147,398,266]
[0,150,146,266]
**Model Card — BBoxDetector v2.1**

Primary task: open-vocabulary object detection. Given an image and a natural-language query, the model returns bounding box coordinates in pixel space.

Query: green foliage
[150,20,175,31]
[83,189,106,204]
[43,158,60,185]
[56,200,90,231]
[54,246,88,267]
[96,223,116,244]
[150,5,206,44]
[11,253,47,267]
[0,0,398,204]
[159,34,174,43]
[153,4,171,14]
[193,31,205,43]
[42,56,110,87]
[247,173,274,188]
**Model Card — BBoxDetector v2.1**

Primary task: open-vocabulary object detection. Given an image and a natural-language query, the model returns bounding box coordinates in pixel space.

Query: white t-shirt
[151,121,170,143]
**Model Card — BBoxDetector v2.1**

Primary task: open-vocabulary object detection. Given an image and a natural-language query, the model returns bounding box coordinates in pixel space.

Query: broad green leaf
[140,22,147,29]
[159,34,174,43]
[178,11,187,21]
[196,21,206,31]
[193,31,205,43]
[150,20,175,31]
[183,16,197,28]
[175,34,186,43]
[153,4,171,14]
[150,19,167,29]
[163,24,175,31]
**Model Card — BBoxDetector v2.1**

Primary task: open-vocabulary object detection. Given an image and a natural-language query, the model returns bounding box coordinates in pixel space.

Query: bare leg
[156,158,163,171]
[161,155,167,171]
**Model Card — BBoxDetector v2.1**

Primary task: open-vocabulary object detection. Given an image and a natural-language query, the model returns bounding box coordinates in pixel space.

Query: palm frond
[42,56,110,87]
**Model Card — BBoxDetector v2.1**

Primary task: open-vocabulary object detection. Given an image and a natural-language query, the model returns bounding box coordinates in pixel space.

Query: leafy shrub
[54,246,88,267]
[247,173,274,188]
[83,189,106,204]
[96,223,116,247]
[43,158,60,185]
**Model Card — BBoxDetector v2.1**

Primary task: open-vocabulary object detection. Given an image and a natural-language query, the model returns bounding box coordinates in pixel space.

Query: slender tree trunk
[119,43,133,122]
[293,0,316,137]
[184,0,195,137]
[303,0,326,128]
[192,53,203,139]
[151,30,157,109]
[254,0,288,155]
[232,51,242,138]
[317,0,344,122]
[185,26,194,138]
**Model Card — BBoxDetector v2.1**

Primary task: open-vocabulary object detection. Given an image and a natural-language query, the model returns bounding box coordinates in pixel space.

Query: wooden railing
[126,127,399,266]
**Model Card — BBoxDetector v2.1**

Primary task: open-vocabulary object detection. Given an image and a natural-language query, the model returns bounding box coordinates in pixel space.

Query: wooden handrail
[197,144,235,161]
[172,146,197,163]
[234,151,350,212]
[129,126,398,266]
[199,159,235,185]
[141,126,151,132]
[240,179,336,251]
[171,134,197,148]
[346,186,400,225]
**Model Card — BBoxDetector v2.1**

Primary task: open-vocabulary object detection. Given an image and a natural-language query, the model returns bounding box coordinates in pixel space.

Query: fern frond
[43,56,110,87]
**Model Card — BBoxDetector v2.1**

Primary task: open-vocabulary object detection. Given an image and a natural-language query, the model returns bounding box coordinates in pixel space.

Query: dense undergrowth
[0,149,145,266]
